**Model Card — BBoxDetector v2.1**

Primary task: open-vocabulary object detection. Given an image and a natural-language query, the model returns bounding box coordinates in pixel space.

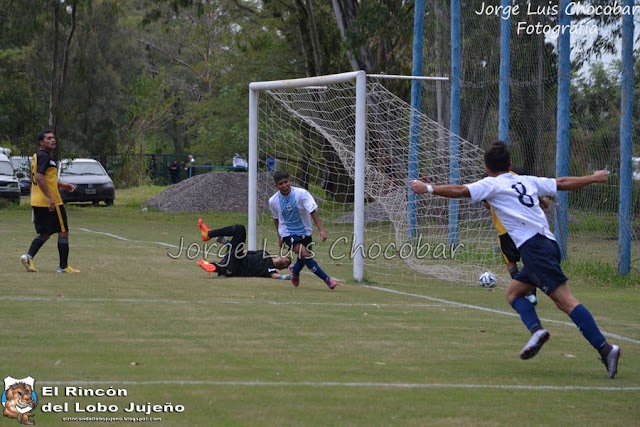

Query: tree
[0,0,49,151]
[48,0,78,137]
[65,1,146,156]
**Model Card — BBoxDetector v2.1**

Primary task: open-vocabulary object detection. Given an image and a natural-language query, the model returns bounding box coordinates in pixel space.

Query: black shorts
[282,235,313,250]
[515,234,569,294]
[498,233,520,264]
[33,205,69,235]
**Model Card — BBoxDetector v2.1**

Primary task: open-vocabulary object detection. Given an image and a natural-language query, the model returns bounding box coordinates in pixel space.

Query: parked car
[10,155,32,195]
[58,158,115,206]
[0,154,20,203]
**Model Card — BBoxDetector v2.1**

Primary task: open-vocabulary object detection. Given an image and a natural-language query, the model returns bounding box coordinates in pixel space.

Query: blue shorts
[514,234,568,294]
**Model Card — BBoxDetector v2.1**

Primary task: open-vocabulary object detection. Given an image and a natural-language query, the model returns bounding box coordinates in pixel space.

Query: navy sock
[304,258,329,282]
[292,258,305,275]
[28,235,47,258]
[58,236,69,269]
[569,304,607,351]
[511,296,542,332]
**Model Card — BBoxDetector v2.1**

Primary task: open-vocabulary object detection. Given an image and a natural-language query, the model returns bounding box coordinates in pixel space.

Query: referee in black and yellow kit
[20,130,80,273]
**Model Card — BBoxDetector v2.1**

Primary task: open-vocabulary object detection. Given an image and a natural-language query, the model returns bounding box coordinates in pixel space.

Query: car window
[60,161,106,176]
[0,161,14,176]
[11,157,30,172]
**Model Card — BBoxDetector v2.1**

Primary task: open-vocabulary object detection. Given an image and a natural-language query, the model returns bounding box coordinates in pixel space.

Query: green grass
[1,188,639,426]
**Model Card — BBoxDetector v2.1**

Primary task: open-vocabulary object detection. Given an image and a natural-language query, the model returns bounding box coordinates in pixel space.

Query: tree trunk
[57,3,76,118]
[305,0,323,75]
[49,0,59,134]
[328,0,374,71]
[330,0,360,70]
[294,1,315,76]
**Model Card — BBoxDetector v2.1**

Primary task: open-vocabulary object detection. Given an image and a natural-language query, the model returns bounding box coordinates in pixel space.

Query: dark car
[58,158,115,206]
[10,156,32,196]
[0,154,20,203]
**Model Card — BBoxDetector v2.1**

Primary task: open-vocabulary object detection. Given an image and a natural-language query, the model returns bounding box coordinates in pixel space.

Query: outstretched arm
[556,170,609,191]
[410,180,471,198]
[270,272,293,280]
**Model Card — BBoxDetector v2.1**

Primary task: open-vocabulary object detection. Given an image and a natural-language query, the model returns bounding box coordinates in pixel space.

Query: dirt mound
[147,172,275,212]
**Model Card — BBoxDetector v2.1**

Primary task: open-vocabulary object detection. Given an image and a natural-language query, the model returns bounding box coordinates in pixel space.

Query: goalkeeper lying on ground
[197,220,292,280]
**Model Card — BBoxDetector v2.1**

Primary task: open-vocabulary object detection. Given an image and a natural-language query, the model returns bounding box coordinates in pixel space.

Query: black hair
[273,170,290,183]
[37,129,53,142]
[484,141,511,174]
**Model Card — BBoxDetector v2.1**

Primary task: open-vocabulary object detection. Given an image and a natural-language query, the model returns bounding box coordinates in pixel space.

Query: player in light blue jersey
[269,171,338,290]
[410,142,620,379]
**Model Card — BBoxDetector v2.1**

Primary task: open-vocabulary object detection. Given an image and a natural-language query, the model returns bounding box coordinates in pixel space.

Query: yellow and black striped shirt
[30,149,63,207]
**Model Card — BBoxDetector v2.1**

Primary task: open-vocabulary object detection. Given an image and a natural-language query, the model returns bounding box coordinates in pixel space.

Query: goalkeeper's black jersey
[237,250,277,278]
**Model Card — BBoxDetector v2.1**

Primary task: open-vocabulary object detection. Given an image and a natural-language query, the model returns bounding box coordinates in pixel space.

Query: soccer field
[1,190,639,426]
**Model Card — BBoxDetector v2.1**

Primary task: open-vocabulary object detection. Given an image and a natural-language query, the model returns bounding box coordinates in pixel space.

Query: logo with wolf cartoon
[2,376,37,425]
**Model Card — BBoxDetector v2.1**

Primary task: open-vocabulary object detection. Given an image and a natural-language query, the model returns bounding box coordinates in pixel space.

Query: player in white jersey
[269,171,338,289]
[410,142,620,379]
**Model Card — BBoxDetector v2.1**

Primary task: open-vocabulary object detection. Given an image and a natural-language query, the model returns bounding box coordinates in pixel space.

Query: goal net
[248,72,506,287]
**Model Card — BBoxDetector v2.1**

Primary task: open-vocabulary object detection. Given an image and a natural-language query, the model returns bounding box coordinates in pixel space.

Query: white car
[58,158,115,206]
[632,157,640,181]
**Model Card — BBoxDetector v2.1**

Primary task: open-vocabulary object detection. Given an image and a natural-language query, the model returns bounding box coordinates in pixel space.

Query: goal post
[248,71,367,281]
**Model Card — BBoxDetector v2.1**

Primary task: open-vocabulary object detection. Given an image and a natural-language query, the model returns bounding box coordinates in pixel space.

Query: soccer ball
[479,271,497,288]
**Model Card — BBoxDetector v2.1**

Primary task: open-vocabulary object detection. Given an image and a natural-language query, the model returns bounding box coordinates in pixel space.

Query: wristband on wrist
[426,184,434,194]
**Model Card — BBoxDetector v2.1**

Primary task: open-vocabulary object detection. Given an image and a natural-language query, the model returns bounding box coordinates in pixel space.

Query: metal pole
[408,0,425,238]
[353,71,367,282]
[247,88,259,251]
[554,0,570,260]
[449,0,461,245]
[498,0,511,144]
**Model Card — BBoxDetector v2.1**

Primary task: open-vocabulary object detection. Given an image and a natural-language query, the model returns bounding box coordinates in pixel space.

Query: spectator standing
[149,154,158,181]
[169,160,181,184]
[186,154,195,178]
[266,156,276,176]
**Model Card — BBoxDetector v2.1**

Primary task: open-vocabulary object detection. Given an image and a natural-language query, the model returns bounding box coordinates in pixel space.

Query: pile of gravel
[147,172,275,212]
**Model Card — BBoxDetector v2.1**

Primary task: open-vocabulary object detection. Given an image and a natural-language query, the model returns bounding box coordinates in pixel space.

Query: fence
[101,154,251,186]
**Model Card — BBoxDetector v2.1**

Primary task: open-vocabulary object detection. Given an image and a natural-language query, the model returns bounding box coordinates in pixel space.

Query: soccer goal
[248,71,504,287]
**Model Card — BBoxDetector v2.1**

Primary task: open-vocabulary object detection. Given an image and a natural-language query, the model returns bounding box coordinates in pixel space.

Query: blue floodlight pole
[449,0,461,245]
[408,0,425,238]
[554,0,570,259]
[498,0,511,144]
[618,0,634,275]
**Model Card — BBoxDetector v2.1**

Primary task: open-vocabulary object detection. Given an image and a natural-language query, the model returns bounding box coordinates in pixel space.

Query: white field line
[38,379,640,392]
[74,227,640,346]
[363,285,640,346]
[0,296,445,309]
[78,227,178,248]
